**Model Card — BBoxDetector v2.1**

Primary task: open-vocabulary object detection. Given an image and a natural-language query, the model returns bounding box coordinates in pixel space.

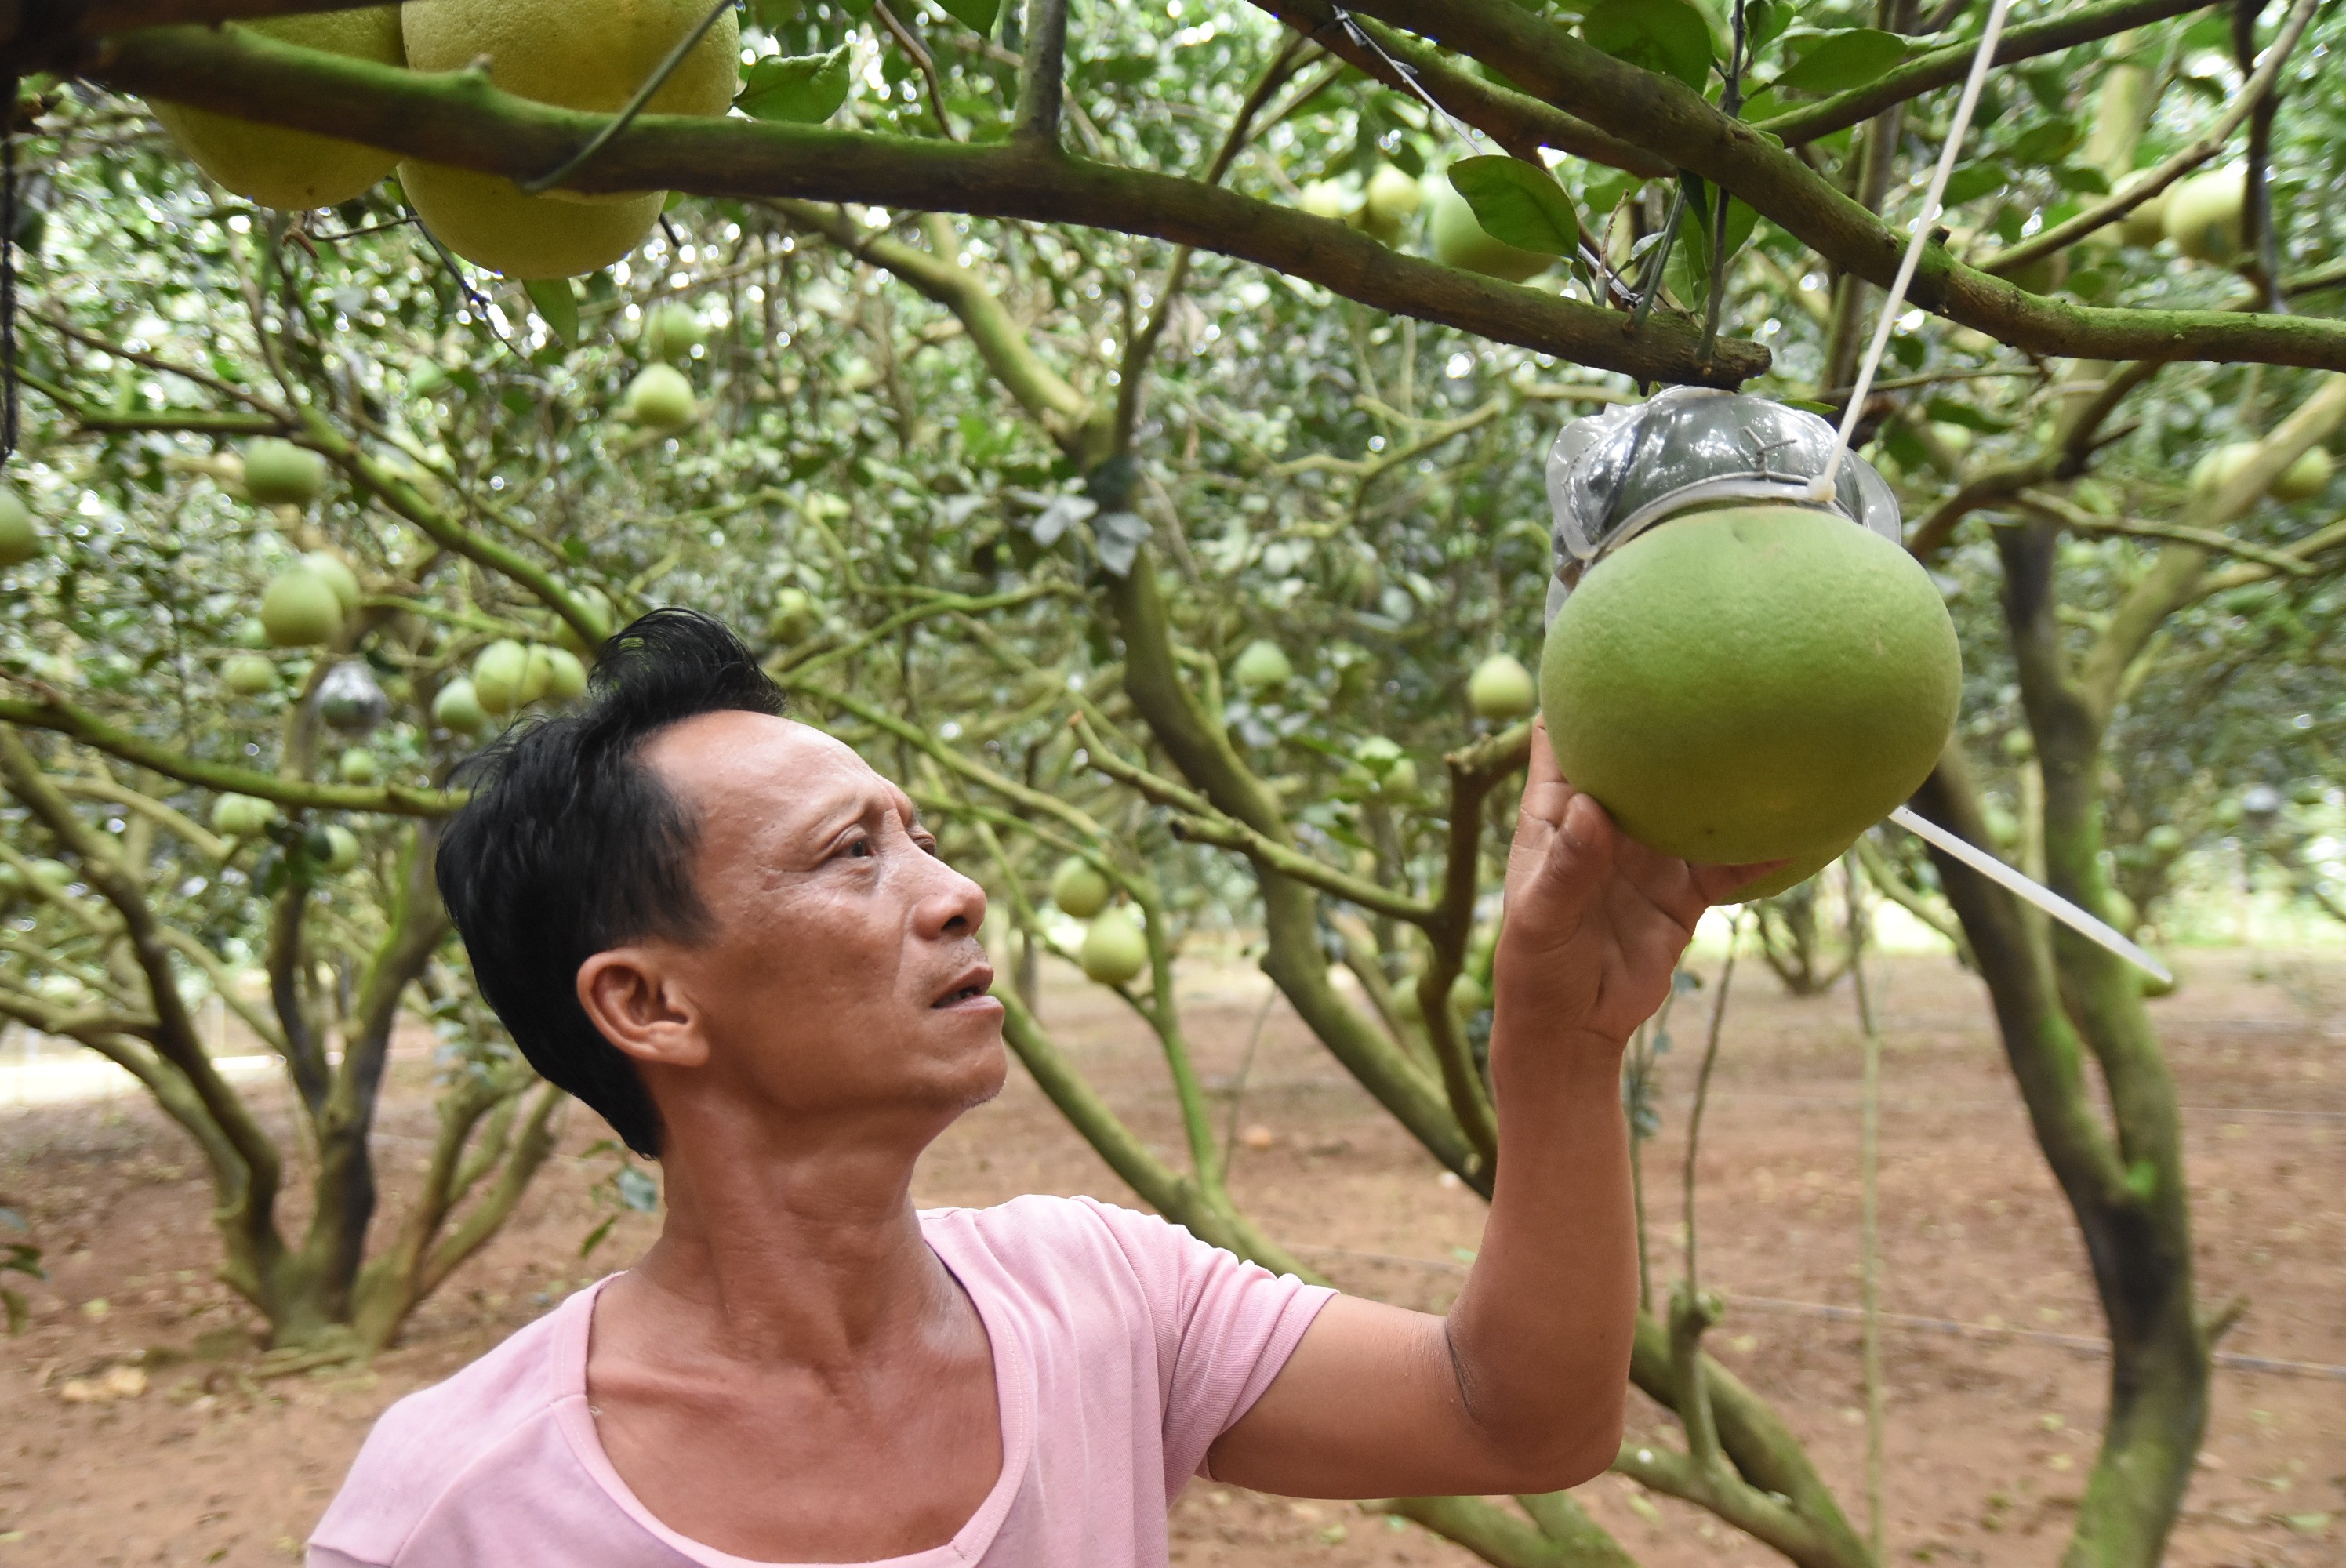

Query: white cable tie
[1810,0,2018,507]
[1888,806,2173,985]
[1331,7,1482,152]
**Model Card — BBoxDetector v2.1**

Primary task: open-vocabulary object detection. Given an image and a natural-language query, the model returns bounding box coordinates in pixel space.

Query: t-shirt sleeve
[1076,1198,1336,1492]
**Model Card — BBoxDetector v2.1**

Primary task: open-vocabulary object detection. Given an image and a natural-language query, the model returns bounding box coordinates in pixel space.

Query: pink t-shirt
[309,1195,1334,1567]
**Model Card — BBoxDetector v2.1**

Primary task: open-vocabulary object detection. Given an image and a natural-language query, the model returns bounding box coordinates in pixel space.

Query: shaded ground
[0,947,2337,1566]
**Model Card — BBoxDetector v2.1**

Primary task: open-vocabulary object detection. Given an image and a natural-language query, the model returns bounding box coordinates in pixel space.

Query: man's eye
[844,837,874,858]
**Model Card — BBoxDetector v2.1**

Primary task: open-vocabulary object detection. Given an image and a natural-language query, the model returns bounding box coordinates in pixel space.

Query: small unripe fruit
[315,824,362,873]
[540,647,588,702]
[2162,166,2245,263]
[1080,908,1149,987]
[1298,180,1353,222]
[223,654,280,696]
[624,364,696,431]
[2144,823,2184,856]
[0,486,41,566]
[767,587,819,645]
[1467,654,1537,722]
[2272,446,2333,503]
[554,586,616,658]
[1230,639,1293,692]
[29,859,74,894]
[242,438,329,506]
[473,639,530,716]
[1050,856,1112,919]
[644,303,706,364]
[212,793,281,837]
[260,569,345,648]
[302,550,362,617]
[433,677,488,735]
[337,747,381,786]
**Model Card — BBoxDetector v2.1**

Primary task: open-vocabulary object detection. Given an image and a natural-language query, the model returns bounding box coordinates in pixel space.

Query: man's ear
[577,948,708,1069]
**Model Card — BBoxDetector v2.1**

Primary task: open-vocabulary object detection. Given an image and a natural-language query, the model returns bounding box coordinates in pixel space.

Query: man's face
[636,710,1006,1130]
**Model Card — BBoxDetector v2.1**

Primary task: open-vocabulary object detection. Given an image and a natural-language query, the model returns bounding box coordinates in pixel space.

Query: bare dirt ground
[0,946,2337,1568]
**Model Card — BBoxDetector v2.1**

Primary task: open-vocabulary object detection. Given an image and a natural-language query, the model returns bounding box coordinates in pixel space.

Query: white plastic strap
[1811,0,2019,505]
[1890,807,2173,984]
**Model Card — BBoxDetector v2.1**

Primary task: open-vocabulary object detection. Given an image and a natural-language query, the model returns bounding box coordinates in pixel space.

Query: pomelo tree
[5,0,2344,1563]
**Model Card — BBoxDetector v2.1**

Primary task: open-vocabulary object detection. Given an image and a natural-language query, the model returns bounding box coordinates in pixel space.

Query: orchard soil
[0,949,2337,1566]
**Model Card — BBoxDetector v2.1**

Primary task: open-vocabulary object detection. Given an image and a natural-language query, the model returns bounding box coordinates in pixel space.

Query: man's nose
[921,855,988,938]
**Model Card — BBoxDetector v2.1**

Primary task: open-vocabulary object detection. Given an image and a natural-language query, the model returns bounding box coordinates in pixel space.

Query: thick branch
[0,691,459,817]
[88,24,1766,386]
[1319,0,2346,369]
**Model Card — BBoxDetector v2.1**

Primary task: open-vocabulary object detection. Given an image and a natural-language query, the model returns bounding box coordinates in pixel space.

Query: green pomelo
[147,9,404,210]
[1733,840,1845,900]
[1297,180,1353,223]
[1363,165,1425,231]
[1080,909,1149,987]
[625,364,697,430]
[1230,639,1292,691]
[767,586,819,645]
[2162,166,2244,263]
[211,793,280,838]
[223,653,281,696]
[541,647,588,702]
[1050,856,1112,919]
[1429,180,1552,285]
[29,859,74,895]
[2144,823,2184,856]
[554,586,616,657]
[2111,170,2169,247]
[260,569,345,648]
[519,645,557,706]
[473,639,529,716]
[645,303,707,364]
[337,748,381,786]
[2272,445,2333,503]
[0,486,38,566]
[434,678,488,735]
[302,550,362,615]
[243,439,329,506]
[323,826,368,877]
[398,0,739,277]
[1538,506,1962,866]
[1468,653,1537,722]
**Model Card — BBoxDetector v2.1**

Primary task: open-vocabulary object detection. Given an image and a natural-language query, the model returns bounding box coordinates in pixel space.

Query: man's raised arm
[1206,718,1767,1499]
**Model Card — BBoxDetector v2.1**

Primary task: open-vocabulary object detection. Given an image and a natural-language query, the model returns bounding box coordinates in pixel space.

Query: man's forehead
[643,710,884,816]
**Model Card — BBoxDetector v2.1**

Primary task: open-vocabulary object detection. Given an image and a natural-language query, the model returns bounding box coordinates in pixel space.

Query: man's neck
[614,1113,958,1368]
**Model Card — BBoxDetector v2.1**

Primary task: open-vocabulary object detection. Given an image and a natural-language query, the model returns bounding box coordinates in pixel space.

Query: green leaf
[1583,0,1715,91]
[1940,162,2007,206]
[736,45,852,124]
[522,277,578,344]
[1745,0,1792,53]
[1925,397,2011,433]
[1774,28,1908,93]
[2005,118,2080,167]
[1447,156,1581,256]
[1581,169,1643,223]
[932,0,1000,34]
[2052,163,2112,195]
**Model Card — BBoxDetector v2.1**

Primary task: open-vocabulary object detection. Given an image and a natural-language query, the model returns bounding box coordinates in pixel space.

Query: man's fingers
[1517,715,1578,832]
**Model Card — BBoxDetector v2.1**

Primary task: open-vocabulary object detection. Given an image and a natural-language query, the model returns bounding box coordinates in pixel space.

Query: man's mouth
[932,963,997,1009]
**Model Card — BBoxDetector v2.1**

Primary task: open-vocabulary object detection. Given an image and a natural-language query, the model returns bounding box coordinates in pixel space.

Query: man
[310,609,1763,1566]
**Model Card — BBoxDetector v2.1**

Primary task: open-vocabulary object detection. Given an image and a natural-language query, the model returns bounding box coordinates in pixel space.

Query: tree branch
[1313,0,2346,369]
[85,24,1767,386]
[1982,0,2315,275]
[0,690,459,817]
[1756,0,2215,147]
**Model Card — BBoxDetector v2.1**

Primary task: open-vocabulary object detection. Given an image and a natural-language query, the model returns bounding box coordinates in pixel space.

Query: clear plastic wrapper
[1545,388,1901,623]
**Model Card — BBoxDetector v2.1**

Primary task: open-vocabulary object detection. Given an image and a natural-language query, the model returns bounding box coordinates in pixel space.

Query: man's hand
[1498,717,1775,1049]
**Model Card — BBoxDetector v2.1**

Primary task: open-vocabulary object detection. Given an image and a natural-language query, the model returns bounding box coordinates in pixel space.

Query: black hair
[435,609,787,1157]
